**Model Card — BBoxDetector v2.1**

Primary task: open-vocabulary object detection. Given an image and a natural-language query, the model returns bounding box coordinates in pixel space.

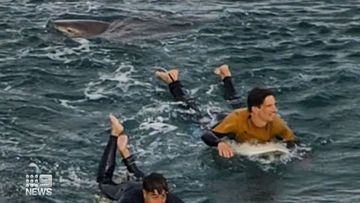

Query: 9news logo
[25,174,52,196]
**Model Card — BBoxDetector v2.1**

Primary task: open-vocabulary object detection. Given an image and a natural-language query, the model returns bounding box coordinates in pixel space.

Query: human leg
[214,64,242,109]
[155,68,200,113]
[96,114,144,200]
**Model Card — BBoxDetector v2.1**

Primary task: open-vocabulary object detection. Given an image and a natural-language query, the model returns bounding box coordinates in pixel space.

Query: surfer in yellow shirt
[155,65,297,159]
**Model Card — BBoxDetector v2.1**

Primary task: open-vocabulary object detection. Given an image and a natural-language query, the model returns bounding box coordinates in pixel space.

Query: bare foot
[109,113,124,137]
[155,68,179,84]
[214,64,231,80]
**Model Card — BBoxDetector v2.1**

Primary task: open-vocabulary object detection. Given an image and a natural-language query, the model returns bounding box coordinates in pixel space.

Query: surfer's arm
[278,121,296,142]
[273,117,299,148]
[201,131,235,158]
[201,110,239,158]
[202,110,239,146]
[201,130,235,146]
[201,131,222,146]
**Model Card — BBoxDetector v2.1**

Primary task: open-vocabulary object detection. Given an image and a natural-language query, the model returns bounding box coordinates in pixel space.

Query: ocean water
[1,0,360,202]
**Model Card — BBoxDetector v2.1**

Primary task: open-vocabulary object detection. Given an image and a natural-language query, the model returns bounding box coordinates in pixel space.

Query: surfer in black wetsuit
[97,114,184,203]
[155,65,298,159]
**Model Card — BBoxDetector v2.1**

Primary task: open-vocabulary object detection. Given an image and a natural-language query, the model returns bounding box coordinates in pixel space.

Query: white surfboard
[226,141,290,156]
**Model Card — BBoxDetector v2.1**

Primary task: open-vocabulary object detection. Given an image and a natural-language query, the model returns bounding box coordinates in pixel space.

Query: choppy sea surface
[1,0,360,202]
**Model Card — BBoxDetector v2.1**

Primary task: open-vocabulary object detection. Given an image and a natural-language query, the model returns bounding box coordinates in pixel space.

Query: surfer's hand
[217,142,234,158]
[285,140,299,149]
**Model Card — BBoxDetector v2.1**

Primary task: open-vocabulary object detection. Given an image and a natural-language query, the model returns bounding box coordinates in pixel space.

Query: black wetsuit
[97,136,184,203]
[167,77,241,146]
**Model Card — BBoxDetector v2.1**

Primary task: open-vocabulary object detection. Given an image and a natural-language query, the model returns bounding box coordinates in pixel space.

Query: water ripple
[1,0,360,202]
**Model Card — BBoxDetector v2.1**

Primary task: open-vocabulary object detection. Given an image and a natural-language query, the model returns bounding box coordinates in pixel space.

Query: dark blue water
[1,0,360,202]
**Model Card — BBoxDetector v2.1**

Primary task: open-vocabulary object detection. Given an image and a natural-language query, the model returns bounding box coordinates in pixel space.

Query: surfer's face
[259,95,277,122]
[143,189,167,203]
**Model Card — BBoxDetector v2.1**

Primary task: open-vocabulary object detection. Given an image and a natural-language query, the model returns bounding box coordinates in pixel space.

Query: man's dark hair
[143,172,168,193]
[247,87,274,112]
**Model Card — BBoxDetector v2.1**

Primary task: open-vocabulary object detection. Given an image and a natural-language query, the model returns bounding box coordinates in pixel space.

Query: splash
[84,63,151,100]
[139,116,178,135]
[44,39,90,62]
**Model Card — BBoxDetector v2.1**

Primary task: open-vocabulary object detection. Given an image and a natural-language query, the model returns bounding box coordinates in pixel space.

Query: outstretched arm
[201,130,235,159]
[201,109,241,159]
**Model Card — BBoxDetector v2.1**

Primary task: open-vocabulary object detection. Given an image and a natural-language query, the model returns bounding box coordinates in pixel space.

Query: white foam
[58,99,86,113]
[137,102,171,116]
[57,166,97,188]
[189,87,201,95]
[0,56,16,62]
[84,63,152,100]
[4,86,11,91]
[206,84,217,95]
[85,1,101,12]
[84,81,108,100]
[43,39,90,63]
[139,117,178,135]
